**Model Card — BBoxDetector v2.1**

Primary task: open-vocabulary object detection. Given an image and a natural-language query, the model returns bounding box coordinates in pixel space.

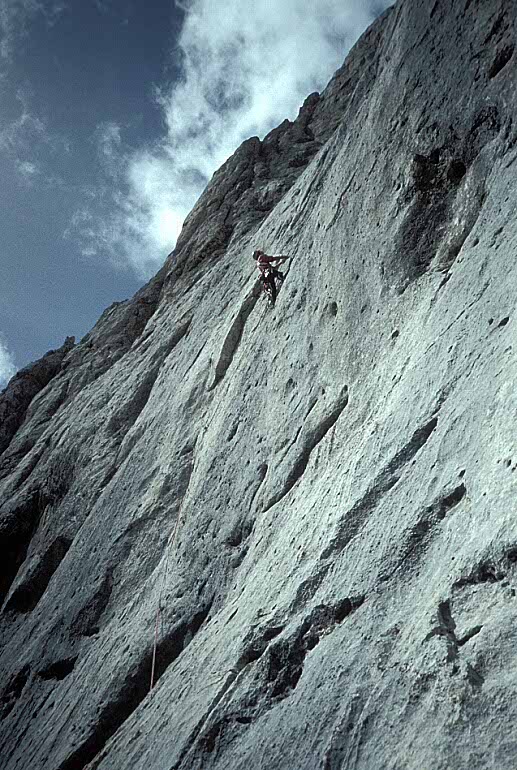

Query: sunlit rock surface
[1,1,516,768]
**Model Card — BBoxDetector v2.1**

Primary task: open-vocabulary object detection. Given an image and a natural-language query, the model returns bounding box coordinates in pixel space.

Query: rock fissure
[185,598,365,766]
[321,414,440,560]
[56,602,213,770]
[264,390,349,511]
[208,294,259,391]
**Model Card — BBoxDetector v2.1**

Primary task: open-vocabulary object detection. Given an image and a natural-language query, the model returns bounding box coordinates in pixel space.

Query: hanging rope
[150,505,185,691]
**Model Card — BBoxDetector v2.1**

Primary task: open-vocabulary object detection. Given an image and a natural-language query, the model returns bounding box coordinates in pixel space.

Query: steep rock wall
[0,1,516,769]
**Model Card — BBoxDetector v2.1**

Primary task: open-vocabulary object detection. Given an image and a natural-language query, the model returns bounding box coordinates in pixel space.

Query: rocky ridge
[0,1,516,769]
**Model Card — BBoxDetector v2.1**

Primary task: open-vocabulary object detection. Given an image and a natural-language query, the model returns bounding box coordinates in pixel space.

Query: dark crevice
[108,318,191,438]
[489,44,514,79]
[4,535,72,614]
[225,517,255,549]
[266,599,363,701]
[57,602,212,770]
[436,483,467,519]
[194,598,365,761]
[0,337,74,458]
[237,624,286,667]
[321,414,440,560]
[0,490,45,606]
[235,715,253,725]
[39,657,78,681]
[0,665,31,720]
[380,483,467,584]
[291,566,332,611]
[209,293,259,390]
[264,390,349,511]
[426,601,484,685]
[70,570,114,638]
[465,662,485,689]
[391,104,500,285]
[426,604,485,689]
[483,11,507,46]
[106,371,159,436]
[452,544,517,589]
[457,562,506,586]
[424,600,458,661]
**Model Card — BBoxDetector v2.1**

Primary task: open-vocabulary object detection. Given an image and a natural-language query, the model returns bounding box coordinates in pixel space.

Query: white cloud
[0,88,70,184]
[74,0,393,277]
[0,90,46,151]
[0,335,16,389]
[0,0,65,62]
[16,158,40,179]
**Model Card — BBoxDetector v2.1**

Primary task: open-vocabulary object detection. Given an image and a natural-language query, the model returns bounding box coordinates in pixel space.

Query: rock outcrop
[0,1,516,768]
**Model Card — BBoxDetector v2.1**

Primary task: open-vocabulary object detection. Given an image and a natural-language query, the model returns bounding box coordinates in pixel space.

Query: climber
[253,249,290,305]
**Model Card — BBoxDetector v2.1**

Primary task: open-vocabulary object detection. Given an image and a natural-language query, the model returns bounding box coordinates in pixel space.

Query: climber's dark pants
[262,269,284,304]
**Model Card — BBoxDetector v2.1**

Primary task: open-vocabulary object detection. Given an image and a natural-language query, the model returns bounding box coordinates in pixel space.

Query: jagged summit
[1,1,516,769]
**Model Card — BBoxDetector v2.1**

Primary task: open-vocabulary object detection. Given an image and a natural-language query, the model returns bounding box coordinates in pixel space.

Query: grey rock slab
[0,0,517,769]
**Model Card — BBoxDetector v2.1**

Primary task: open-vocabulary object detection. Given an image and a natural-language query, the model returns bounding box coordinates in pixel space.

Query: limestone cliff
[1,1,516,768]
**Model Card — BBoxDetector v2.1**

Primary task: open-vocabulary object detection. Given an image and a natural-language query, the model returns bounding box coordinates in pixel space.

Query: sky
[0,0,393,388]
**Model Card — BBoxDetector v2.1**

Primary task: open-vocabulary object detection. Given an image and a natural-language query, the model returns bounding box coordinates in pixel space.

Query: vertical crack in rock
[263,597,365,703]
[457,625,483,648]
[0,491,45,605]
[425,600,484,684]
[3,536,73,614]
[209,293,259,390]
[381,482,468,583]
[1,449,78,608]
[489,44,514,78]
[264,391,349,511]
[321,415,440,559]
[109,317,192,437]
[391,103,502,284]
[70,570,114,638]
[436,484,466,519]
[56,602,213,770]
[182,598,365,767]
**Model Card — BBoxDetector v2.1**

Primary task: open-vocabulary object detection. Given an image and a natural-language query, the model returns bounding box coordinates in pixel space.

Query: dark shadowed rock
[0,1,516,769]
[0,336,75,456]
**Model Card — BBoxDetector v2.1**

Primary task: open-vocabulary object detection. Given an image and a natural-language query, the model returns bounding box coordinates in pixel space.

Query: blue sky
[0,0,392,387]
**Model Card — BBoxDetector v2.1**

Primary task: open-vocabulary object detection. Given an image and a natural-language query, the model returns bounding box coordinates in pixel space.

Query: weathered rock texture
[1,1,517,768]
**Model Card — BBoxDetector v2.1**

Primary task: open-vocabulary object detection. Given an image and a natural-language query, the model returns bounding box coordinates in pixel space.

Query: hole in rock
[39,657,78,681]
[447,159,467,184]
[489,45,514,79]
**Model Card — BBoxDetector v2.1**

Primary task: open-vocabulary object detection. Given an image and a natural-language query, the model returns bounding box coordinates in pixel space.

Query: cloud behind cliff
[0,335,16,389]
[74,0,393,276]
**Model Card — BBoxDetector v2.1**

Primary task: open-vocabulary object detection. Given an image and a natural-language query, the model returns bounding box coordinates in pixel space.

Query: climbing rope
[150,506,185,691]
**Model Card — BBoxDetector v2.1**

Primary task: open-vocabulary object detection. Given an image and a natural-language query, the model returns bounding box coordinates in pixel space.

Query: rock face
[1,1,516,768]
